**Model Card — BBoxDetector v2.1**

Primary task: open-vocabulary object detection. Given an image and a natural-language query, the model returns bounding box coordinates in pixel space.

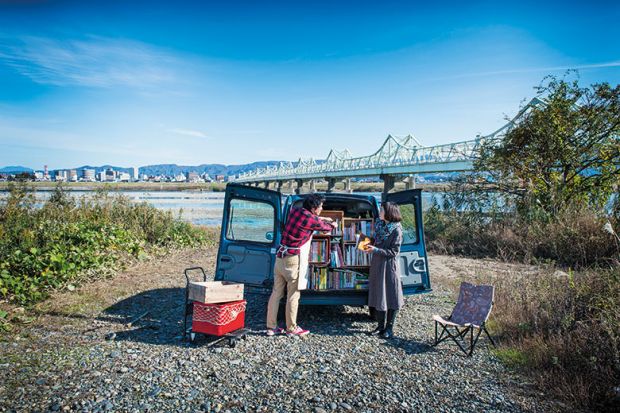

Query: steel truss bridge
[233,98,543,194]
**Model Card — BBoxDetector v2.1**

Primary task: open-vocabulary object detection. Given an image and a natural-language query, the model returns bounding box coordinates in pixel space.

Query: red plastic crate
[192,300,246,336]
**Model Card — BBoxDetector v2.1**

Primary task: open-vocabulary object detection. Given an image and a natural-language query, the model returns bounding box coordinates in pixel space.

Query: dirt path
[0,248,566,412]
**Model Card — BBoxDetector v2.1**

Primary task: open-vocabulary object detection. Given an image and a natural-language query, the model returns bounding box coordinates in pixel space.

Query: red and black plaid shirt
[277,207,333,257]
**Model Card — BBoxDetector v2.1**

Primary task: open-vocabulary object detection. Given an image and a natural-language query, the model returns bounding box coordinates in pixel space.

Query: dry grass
[439,266,620,410]
[425,206,620,268]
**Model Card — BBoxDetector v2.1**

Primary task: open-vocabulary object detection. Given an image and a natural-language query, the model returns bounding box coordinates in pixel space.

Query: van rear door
[215,183,281,287]
[384,189,431,293]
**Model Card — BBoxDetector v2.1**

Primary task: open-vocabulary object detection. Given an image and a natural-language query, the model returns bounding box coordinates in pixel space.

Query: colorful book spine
[343,220,374,241]
[344,245,371,266]
[307,267,364,290]
[310,239,329,263]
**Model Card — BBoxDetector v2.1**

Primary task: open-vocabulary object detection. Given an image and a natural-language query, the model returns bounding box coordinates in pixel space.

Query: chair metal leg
[468,327,484,357]
[434,321,450,346]
[483,325,496,347]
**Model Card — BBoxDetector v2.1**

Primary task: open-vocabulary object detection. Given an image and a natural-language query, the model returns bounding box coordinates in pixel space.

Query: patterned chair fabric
[432,281,496,356]
[450,282,494,327]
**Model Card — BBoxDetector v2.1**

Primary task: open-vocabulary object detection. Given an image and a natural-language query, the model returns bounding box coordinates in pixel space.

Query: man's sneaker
[286,326,310,337]
[266,327,285,337]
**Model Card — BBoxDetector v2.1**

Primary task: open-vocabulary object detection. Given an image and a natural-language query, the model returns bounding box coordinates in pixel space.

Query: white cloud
[431,60,620,81]
[0,35,182,89]
[168,128,208,139]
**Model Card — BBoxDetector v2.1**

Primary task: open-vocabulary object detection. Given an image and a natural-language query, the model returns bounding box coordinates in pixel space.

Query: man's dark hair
[303,193,326,211]
[381,201,402,222]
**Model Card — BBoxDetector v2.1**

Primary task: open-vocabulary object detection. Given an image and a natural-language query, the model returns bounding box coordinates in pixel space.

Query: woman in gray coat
[364,202,404,339]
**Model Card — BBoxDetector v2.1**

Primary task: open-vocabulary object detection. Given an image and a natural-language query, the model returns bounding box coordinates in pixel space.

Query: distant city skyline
[1,1,619,169]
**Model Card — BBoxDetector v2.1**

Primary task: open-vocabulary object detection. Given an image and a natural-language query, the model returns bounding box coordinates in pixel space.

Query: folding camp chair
[432,281,496,356]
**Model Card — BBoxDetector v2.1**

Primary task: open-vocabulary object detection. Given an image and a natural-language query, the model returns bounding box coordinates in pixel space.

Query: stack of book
[310,239,329,264]
[329,243,344,268]
[330,218,342,236]
[343,219,374,241]
[344,244,371,266]
[307,268,359,290]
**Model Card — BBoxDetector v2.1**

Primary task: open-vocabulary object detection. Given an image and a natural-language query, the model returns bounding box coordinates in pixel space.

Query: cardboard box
[188,281,244,304]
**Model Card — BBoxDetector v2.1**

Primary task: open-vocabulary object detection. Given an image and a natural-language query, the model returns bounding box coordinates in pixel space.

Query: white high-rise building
[82,169,96,182]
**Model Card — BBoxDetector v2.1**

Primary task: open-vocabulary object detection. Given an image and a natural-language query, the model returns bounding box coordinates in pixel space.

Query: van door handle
[219,255,234,270]
[411,259,426,273]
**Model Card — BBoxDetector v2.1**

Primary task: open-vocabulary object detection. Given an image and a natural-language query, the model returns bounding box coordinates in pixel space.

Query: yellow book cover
[355,232,373,251]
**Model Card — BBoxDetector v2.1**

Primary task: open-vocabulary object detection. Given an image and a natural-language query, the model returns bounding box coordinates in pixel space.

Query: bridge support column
[326,178,337,193]
[344,178,352,193]
[253,182,260,187]
[380,174,395,200]
[276,181,283,192]
[309,180,316,193]
[295,179,304,195]
[405,175,416,190]
[263,181,270,189]
[287,180,294,192]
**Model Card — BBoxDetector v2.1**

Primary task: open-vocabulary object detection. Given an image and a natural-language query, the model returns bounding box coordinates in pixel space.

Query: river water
[0,189,446,227]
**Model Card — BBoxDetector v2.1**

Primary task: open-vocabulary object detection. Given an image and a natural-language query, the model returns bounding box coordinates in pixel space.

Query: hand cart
[183,267,248,348]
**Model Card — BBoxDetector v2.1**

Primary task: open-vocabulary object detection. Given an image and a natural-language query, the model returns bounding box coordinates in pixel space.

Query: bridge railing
[235,98,544,182]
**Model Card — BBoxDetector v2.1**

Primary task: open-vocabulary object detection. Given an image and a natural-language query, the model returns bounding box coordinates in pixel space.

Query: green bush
[424,198,619,268]
[0,184,212,304]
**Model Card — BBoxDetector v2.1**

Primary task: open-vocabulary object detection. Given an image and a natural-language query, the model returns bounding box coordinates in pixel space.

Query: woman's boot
[368,310,386,335]
[381,309,398,339]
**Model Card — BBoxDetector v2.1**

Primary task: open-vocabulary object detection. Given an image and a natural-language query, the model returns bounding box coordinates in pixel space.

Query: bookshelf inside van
[306,211,374,291]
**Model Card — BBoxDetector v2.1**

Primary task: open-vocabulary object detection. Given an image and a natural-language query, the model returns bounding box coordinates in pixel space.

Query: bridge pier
[326,178,337,193]
[263,181,271,189]
[295,179,304,195]
[287,180,294,192]
[344,178,352,193]
[405,175,416,190]
[276,181,283,192]
[380,174,395,199]
[309,180,316,193]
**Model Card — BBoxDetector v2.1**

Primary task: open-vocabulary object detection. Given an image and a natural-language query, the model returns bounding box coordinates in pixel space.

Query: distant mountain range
[0,162,284,177]
[0,166,34,174]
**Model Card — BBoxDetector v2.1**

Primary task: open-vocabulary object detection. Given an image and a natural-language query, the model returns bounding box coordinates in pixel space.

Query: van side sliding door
[215,183,281,287]
[384,189,431,293]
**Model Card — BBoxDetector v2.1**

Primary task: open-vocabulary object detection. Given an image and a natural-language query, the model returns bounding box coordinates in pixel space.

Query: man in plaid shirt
[266,193,336,337]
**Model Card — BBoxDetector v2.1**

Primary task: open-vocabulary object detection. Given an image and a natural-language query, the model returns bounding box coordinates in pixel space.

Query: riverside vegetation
[1,75,618,411]
[424,75,620,410]
[0,183,214,308]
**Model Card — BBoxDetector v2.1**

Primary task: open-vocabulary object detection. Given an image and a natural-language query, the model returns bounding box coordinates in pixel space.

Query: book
[343,219,374,241]
[307,267,361,290]
[355,232,373,251]
[310,239,329,264]
[344,244,371,266]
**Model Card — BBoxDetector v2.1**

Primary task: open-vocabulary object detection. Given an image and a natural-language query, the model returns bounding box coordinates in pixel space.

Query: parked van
[214,183,431,306]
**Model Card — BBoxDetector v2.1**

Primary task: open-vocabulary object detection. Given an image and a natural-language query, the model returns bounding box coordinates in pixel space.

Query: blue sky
[0,0,619,169]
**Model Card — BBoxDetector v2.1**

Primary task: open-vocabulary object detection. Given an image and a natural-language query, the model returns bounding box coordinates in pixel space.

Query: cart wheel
[190,332,196,342]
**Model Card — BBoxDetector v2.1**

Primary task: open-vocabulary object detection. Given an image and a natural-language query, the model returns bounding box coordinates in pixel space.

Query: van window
[226,198,275,244]
[399,203,418,244]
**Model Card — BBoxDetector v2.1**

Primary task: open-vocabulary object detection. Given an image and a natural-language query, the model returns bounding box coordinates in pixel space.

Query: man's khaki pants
[266,254,301,331]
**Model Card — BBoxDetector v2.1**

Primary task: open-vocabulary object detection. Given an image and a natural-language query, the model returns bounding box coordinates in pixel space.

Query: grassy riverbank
[425,205,620,409]
[0,180,449,193]
[0,184,216,307]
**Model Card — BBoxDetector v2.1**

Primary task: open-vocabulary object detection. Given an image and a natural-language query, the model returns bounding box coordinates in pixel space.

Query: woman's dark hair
[381,202,402,222]
[303,193,326,211]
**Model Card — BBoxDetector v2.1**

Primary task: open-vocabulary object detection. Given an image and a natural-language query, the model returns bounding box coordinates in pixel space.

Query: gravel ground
[0,249,567,413]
